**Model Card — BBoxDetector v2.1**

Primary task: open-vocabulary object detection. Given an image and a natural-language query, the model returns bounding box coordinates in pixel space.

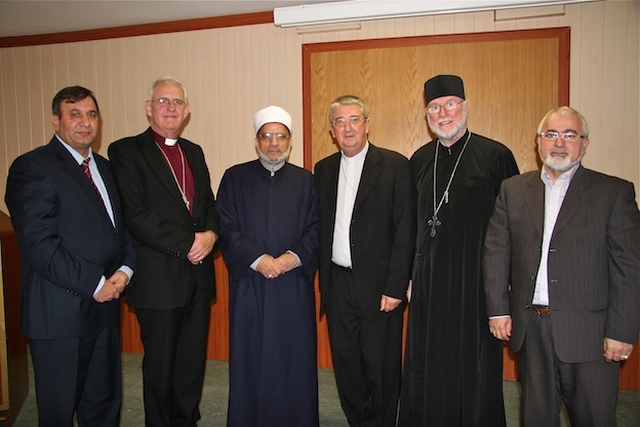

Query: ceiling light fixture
[273,0,596,28]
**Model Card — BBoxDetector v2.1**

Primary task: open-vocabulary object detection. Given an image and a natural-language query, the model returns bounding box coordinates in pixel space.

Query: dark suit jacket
[315,143,416,320]
[5,136,136,340]
[484,166,640,362]
[108,128,218,310]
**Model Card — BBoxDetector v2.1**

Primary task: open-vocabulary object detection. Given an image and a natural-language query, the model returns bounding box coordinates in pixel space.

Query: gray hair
[147,76,188,103]
[537,106,589,137]
[329,95,369,123]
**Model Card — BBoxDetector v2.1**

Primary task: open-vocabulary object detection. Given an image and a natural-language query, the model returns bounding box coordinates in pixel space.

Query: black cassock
[399,131,519,426]
[216,160,319,427]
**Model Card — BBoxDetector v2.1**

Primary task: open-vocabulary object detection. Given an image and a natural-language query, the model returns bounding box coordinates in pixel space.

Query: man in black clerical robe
[399,75,519,426]
[216,106,320,427]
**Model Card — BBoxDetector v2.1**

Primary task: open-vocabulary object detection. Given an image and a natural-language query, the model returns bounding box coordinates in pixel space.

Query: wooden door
[304,27,571,171]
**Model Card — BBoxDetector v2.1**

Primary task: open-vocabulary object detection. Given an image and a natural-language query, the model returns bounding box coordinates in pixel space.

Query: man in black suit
[315,95,416,427]
[5,86,136,426]
[483,106,640,426]
[108,77,218,427]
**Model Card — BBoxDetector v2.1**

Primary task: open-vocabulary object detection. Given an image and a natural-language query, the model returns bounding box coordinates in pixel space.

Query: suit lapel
[140,130,190,214]
[552,166,590,237]
[523,172,545,237]
[94,155,122,227]
[324,154,341,227]
[353,145,381,214]
[180,140,203,215]
[50,138,114,225]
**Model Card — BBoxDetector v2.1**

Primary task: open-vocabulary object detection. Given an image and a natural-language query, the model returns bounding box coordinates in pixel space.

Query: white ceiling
[0,0,343,38]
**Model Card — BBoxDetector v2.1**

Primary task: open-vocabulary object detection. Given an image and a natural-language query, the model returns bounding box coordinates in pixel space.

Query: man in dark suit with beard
[108,76,218,427]
[5,85,136,426]
[315,94,416,427]
[484,106,640,427]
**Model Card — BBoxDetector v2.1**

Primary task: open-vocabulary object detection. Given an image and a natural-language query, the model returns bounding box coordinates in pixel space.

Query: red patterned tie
[81,157,104,203]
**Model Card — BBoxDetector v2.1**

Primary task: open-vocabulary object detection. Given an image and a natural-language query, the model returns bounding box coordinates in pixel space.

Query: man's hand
[93,270,130,303]
[93,281,120,303]
[108,270,129,291]
[274,252,299,274]
[380,294,402,312]
[188,231,217,265]
[604,338,634,362]
[489,317,512,341]
[257,254,283,279]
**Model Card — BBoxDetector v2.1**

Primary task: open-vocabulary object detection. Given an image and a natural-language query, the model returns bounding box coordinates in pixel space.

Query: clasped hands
[94,270,129,303]
[257,253,299,280]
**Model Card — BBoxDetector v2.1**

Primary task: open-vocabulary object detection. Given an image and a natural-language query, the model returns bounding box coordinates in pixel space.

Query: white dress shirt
[532,163,580,305]
[331,142,369,268]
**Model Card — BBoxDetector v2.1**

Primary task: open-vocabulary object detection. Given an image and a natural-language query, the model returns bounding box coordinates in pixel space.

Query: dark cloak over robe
[216,160,320,427]
[399,130,519,426]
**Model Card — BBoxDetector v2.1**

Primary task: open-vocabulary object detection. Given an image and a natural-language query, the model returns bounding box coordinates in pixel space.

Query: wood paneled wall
[0,0,638,389]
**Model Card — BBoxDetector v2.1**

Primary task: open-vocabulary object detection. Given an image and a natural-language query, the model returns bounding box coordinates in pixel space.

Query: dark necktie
[81,157,104,203]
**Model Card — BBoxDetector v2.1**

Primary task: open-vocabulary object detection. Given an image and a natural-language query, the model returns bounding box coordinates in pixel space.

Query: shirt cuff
[286,250,302,267]
[250,254,266,271]
[92,265,134,295]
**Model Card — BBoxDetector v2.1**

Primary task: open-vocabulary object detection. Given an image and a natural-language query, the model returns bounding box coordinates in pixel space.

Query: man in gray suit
[483,106,639,427]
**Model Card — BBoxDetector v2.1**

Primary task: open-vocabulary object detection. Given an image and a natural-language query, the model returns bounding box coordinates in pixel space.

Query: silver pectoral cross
[428,215,441,237]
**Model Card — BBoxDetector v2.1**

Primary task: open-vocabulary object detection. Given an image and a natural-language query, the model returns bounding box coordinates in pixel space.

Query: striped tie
[81,157,104,203]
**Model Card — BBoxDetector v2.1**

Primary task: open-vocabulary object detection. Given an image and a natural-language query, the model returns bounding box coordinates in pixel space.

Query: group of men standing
[5,73,638,427]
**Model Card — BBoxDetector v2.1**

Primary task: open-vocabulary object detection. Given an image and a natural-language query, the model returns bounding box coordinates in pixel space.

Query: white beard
[428,109,468,143]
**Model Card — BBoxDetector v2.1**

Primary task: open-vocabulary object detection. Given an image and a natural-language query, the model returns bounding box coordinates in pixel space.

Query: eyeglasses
[425,100,465,114]
[331,116,367,128]
[150,98,186,107]
[539,131,586,142]
[257,132,290,141]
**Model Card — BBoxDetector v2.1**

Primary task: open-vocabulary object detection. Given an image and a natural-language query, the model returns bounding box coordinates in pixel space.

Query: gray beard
[539,150,584,174]
[257,146,291,166]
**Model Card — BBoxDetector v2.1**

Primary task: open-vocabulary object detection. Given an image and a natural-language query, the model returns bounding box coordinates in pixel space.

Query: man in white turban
[216,106,320,426]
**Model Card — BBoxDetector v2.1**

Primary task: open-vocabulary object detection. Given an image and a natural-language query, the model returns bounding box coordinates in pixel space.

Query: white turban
[254,106,292,134]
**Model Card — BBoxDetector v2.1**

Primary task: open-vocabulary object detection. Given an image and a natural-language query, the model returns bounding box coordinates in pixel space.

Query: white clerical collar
[164,138,178,146]
[341,141,369,163]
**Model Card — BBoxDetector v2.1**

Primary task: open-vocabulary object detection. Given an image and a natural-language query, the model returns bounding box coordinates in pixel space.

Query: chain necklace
[156,142,190,211]
[429,132,471,237]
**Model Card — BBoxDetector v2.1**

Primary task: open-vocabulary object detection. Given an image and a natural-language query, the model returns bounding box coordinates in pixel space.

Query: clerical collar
[341,141,369,162]
[150,128,178,146]
[259,157,286,175]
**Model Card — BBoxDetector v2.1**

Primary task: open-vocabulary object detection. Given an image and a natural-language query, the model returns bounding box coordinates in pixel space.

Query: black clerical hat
[424,75,465,103]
